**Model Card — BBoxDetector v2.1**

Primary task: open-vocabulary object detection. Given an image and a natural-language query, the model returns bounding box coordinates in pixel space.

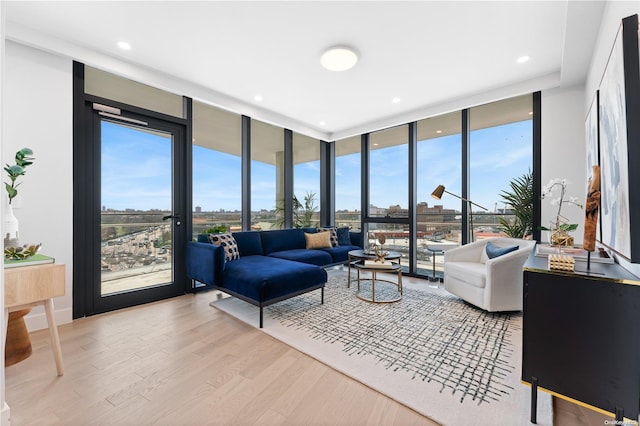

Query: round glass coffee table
[347,249,402,288]
[352,260,403,303]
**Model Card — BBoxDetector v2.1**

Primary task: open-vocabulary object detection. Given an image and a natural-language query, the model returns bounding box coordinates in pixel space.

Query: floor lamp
[431,185,488,243]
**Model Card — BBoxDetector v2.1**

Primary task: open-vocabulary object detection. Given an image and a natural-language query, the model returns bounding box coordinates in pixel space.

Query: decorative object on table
[431,184,487,242]
[583,166,601,257]
[3,147,36,248]
[497,170,534,239]
[540,178,583,247]
[548,254,575,272]
[363,259,394,269]
[534,244,614,264]
[4,242,42,260]
[365,232,377,254]
[374,234,387,262]
[4,252,55,268]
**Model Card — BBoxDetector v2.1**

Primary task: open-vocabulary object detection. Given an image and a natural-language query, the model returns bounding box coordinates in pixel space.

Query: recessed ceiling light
[392,97,401,104]
[117,41,131,51]
[373,143,379,146]
[516,55,530,64]
[436,130,443,134]
[320,46,358,72]
[319,121,326,126]
[528,111,533,115]
[254,95,263,102]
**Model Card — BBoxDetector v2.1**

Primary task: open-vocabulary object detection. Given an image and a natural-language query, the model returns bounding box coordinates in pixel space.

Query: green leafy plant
[201,225,227,234]
[4,243,42,260]
[274,191,319,229]
[4,148,36,204]
[498,170,534,239]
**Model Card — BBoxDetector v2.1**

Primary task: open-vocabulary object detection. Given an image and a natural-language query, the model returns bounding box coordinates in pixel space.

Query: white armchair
[443,237,536,312]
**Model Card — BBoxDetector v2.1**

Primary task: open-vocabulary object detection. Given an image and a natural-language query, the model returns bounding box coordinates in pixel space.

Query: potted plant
[197,225,228,243]
[540,178,583,246]
[498,170,534,239]
[3,148,36,248]
[274,191,319,229]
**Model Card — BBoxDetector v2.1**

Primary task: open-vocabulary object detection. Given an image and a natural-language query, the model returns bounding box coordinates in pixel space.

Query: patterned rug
[210,269,552,426]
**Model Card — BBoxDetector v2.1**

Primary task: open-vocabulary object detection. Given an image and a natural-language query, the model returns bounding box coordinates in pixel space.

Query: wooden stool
[5,307,33,366]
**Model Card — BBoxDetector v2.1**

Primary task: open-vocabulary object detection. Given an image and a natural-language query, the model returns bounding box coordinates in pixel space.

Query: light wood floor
[5,275,611,425]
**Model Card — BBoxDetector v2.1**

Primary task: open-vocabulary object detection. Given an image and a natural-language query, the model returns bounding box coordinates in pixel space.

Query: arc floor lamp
[431,185,488,242]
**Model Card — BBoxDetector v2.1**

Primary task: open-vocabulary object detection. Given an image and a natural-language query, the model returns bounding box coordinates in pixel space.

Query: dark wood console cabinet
[522,254,640,423]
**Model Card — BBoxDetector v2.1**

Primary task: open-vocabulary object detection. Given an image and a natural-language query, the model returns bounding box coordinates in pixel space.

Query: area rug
[210,269,552,426]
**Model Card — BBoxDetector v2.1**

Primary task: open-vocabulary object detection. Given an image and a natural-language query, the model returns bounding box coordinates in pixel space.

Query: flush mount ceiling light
[117,41,131,51]
[516,55,530,64]
[320,46,358,71]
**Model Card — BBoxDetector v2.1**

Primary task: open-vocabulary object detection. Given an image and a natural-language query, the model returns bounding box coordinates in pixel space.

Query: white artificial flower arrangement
[541,178,583,244]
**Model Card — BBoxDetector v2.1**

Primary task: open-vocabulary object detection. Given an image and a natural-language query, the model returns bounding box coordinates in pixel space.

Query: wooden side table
[3,263,65,376]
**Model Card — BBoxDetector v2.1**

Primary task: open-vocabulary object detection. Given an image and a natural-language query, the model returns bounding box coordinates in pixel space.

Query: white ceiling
[5,1,605,141]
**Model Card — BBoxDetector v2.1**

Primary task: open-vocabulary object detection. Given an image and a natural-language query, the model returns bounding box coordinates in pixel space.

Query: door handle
[162,214,181,226]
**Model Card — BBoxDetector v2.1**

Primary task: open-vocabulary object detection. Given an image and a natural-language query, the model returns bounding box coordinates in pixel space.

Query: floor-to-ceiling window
[416,112,462,276]
[469,94,533,241]
[367,125,409,269]
[368,125,409,217]
[192,101,242,236]
[293,132,321,228]
[335,136,361,231]
[251,119,284,230]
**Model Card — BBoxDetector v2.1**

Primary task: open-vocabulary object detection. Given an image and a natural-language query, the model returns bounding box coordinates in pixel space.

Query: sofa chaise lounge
[186,228,362,327]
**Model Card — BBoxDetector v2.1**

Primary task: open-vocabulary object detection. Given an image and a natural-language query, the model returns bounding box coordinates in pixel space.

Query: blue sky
[103,119,531,213]
[101,121,172,211]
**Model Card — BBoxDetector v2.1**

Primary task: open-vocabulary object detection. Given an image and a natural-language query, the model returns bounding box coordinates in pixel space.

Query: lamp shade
[431,185,445,200]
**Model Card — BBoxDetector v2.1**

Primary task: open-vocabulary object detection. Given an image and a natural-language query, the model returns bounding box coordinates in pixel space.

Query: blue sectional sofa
[186,228,362,327]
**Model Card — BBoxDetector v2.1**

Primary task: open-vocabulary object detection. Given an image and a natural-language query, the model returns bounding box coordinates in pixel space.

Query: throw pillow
[318,227,339,247]
[209,233,240,262]
[305,231,332,249]
[336,226,351,246]
[485,241,519,259]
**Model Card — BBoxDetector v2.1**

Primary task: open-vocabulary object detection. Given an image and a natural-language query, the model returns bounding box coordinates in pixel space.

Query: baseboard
[24,307,72,332]
[1,401,11,425]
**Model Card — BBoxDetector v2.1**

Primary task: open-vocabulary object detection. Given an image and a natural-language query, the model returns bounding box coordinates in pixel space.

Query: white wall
[4,41,73,330]
[586,1,640,104]
[541,85,587,245]
[1,2,9,423]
